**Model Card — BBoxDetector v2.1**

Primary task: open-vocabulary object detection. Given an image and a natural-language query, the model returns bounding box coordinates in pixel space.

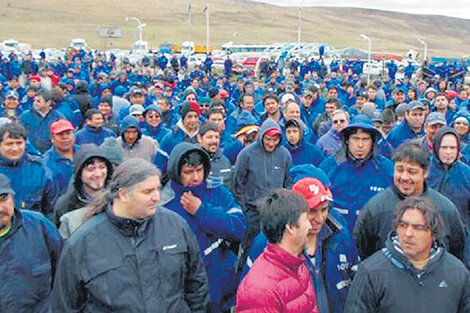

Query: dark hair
[434,92,448,99]
[0,122,26,142]
[240,92,254,105]
[262,94,278,106]
[259,188,309,244]
[198,122,220,136]
[35,89,54,103]
[207,107,225,119]
[84,158,160,219]
[85,109,102,120]
[392,142,430,170]
[392,196,443,240]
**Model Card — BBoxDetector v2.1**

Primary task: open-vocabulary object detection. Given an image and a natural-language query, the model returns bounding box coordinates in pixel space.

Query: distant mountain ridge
[0,0,469,57]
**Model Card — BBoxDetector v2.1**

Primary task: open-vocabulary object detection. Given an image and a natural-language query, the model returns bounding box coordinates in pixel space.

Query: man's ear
[118,188,129,202]
[424,169,429,180]
[197,134,202,144]
[284,223,295,236]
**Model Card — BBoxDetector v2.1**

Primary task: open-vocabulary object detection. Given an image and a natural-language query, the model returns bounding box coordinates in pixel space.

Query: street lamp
[125,17,146,43]
[360,33,372,85]
[418,38,427,62]
[297,0,305,43]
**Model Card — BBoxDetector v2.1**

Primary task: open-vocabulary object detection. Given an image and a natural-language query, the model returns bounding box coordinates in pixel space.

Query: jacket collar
[264,243,307,273]
[105,204,152,238]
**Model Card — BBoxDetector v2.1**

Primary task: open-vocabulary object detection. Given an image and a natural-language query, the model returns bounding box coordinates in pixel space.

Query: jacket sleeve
[195,187,246,242]
[233,152,249,207]
[343,264,378,313]
[42,217,63,287]
[447,202,467,262]
[459,270,470,313]
[51,241,88,313]
[354,202,380,261]
[182,222,210,313]
[42,166,59,220]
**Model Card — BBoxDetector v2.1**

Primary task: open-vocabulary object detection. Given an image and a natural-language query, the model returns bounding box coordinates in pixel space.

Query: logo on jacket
[369,186,385,192]
[163,244,177,251]
[438,280,448,288]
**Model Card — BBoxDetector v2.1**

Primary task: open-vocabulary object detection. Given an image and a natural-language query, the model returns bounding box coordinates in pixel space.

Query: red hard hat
[292,177,332,210]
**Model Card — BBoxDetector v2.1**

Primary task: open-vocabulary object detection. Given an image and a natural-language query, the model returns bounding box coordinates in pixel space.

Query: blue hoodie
[233,118,292,208]
[141,105,171,143]
[428,127,470,225]
[160,142,246,312]
[319,116,394,233]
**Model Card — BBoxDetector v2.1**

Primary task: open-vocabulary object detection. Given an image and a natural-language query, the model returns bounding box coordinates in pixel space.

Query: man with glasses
[345,197,470,313]
[142,104,171,144]
[317,109,350,156]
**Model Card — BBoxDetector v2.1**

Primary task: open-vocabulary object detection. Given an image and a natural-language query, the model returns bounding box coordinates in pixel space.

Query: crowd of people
[1,47,470,312]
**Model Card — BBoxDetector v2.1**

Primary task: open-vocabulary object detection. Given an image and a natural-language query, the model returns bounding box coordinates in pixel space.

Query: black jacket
[51,206,209,312]
[354,185,466,262]
[53,144,113,226]
[345,233,470,313]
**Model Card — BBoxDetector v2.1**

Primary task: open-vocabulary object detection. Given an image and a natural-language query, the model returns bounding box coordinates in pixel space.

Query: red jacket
[236,243,318,313]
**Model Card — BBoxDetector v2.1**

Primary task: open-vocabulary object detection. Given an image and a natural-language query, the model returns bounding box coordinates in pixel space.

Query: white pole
[361,34,371,85]
[367,38,371,85]
[297,0,305,43]
[205,4,210,54]
[418,39,427,61]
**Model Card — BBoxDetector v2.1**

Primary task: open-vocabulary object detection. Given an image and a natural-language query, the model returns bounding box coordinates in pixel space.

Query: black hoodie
[53,144,113,226]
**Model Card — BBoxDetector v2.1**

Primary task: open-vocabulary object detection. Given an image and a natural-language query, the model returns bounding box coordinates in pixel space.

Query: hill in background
[1,0,469,58]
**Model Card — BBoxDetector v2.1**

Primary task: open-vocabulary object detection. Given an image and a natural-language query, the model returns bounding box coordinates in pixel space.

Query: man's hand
[181,191,202,215]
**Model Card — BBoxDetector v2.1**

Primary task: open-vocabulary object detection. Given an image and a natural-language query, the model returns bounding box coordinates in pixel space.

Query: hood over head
[258,118,283,151]
[73,144,113,192]
[167,142,211,185]
[120,115,142,139]
[433,126,460,165]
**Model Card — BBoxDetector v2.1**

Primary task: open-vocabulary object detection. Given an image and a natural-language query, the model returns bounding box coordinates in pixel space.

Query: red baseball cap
[50,119,74,135]
[265,128,282,137]
[292,178,332,210]
[29,75,41,82]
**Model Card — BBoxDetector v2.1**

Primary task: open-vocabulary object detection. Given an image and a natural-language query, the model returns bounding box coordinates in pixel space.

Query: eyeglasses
[332,119,346,124]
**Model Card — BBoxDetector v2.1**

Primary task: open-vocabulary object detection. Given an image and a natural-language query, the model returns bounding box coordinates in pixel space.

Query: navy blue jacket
[0,153,58,218]
[0,209,62,313]
[19,108,65,153]
[42,145,79,195]
[142,123,171,144]
[387,119,424,148]
[75,125,115,146]
[285,136,324,167]
[320,144,394,233]
[161,143,246,312]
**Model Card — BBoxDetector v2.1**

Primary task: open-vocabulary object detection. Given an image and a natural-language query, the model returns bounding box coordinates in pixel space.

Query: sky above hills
[248,0,470,20]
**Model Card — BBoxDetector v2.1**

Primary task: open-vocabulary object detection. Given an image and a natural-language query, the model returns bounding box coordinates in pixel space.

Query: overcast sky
[249,0,470,20]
